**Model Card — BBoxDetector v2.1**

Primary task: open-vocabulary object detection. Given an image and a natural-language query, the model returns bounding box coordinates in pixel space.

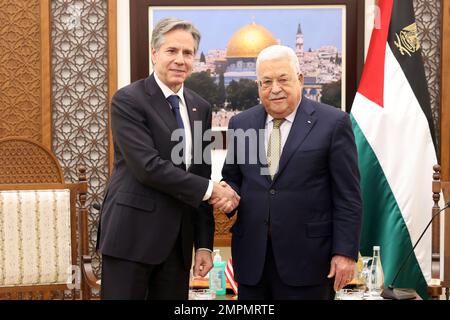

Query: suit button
[269,189,276,195]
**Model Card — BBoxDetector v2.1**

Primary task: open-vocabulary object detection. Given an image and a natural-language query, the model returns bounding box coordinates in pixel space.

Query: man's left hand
[327,255,356,292]
[193,250,213,277]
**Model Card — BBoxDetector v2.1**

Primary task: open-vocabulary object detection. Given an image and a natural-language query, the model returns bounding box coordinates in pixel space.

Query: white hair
[256,45,301,76]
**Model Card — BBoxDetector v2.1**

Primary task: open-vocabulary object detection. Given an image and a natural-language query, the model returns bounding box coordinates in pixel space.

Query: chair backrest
[0,138,87,299]
[432,164,450,299]
[0,138,64,184]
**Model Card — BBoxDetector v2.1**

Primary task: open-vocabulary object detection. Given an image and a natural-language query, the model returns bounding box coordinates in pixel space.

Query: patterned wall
[414,0,441,150]
[0,0,42,141]
[51,0,109,276]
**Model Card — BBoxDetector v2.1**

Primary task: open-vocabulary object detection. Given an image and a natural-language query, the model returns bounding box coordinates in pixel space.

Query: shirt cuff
[202,180,213,201]
[196,248,213,253]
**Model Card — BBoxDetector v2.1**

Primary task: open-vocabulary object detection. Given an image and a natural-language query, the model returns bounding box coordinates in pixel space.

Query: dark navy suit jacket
[97,74,214,270]
[222,97,362,286]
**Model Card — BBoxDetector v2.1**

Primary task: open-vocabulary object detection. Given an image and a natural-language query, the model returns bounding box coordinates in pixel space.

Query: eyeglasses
[258,76,294,90]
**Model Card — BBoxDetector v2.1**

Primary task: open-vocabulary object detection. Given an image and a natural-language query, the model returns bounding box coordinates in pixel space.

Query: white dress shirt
[154,73,213,201]
[264,101,301,156]
[154,73,193,169]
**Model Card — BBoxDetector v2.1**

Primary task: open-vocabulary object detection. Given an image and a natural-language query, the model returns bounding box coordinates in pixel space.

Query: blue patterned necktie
[167,95,184,129]
[167,95,186,168]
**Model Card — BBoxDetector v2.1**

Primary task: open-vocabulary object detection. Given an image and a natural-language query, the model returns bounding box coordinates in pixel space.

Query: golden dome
[226,22,278,58]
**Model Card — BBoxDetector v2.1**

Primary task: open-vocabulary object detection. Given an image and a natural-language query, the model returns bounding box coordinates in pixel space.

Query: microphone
[381,201,450,300]
[92,203,101,211]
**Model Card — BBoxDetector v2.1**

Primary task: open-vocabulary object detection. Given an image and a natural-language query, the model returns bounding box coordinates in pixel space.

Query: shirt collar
[154,72,184,100]
[265,98,301,126]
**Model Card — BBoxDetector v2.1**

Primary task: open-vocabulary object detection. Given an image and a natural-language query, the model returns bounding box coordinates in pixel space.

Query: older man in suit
[218,45,362,300]
[97,17,239,300]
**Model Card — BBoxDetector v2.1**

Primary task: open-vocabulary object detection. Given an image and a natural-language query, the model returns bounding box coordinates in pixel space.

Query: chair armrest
[82,255,101,290]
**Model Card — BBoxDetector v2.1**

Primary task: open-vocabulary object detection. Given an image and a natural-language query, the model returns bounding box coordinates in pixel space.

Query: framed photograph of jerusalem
[130,1,364,126]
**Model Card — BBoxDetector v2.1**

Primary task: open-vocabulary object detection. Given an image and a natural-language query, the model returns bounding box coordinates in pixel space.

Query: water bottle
[368,245,384,297]
[209,249,226,296]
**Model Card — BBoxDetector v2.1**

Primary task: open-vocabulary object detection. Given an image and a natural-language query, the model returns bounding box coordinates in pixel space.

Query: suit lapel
[274,98,316,182]
[184,89,203,171]
[184,89,202,138]
[251,106,271,185]
[144,74,178,133]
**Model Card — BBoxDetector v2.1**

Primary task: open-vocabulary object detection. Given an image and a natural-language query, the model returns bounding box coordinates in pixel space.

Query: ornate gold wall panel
[414,0,441,149]
[0,0,51,146]
[51,0,110,276]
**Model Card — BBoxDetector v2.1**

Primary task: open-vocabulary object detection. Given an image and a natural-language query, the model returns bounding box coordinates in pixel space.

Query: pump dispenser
[209,249,226,296]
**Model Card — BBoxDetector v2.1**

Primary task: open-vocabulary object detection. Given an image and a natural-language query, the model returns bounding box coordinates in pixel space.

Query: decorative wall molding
[108,0,117,172]
[0,0,51,147]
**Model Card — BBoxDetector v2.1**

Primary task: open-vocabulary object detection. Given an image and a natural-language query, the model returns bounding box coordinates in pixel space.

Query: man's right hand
[209,181,240,213]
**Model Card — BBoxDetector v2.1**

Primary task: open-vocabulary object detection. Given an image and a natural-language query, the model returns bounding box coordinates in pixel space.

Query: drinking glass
[359,256,372,296]
[336,288,365,300]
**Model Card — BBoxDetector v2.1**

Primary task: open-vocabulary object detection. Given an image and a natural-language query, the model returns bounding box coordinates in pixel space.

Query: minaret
[295,23,304,62]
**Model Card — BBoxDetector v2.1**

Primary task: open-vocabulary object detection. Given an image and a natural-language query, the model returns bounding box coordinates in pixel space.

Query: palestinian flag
[350,0,438,299]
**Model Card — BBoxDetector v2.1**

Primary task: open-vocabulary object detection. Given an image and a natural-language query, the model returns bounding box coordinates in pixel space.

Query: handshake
[208,181,240,214]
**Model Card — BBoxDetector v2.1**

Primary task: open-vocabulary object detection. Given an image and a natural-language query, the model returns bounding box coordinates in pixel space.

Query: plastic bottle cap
[373,245,380,250]
[213,249,222,262]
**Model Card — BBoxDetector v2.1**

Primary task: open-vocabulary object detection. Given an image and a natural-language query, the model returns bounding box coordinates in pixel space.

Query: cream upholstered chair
[0,138,88,299]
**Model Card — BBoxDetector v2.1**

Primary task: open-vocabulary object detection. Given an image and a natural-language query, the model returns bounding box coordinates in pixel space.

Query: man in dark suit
[97,17,239,300]
[219,45,362,300]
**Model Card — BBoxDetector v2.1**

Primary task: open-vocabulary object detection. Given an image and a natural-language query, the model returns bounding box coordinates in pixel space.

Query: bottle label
[212,272,222,290]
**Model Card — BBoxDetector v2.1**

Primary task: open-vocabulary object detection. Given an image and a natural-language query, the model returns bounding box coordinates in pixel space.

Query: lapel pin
[192,108,197,112]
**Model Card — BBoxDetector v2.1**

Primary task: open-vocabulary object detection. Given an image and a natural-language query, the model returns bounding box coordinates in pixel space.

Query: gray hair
[256,45,301,76]
[151,17,201,54]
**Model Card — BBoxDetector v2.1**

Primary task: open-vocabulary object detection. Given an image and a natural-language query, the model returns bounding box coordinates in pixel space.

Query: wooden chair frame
[0,138,88,299]
[431,164,450,300]
[0,183,87,299]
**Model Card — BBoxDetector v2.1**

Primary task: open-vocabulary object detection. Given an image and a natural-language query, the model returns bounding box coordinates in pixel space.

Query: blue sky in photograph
[152,7,343,55]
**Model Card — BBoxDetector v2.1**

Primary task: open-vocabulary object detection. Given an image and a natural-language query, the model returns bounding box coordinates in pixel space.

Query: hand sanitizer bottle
[209,249,227,296]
